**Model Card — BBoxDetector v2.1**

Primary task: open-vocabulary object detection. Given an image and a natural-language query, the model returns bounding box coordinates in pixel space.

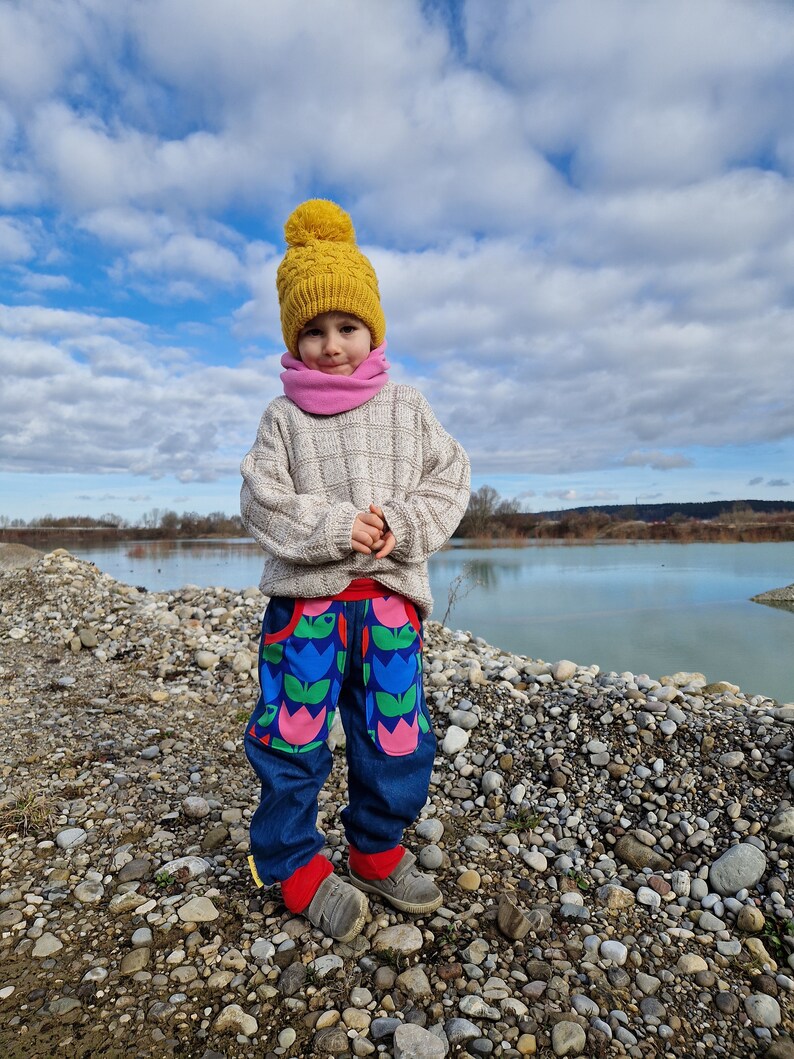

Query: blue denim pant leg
[245,730,332,886]
[338,599,437,856]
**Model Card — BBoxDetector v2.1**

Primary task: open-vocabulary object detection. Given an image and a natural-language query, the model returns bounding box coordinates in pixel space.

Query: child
[240,199,470,942]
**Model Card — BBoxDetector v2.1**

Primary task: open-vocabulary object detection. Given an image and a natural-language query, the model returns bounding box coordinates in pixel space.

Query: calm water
[65,538,794,703]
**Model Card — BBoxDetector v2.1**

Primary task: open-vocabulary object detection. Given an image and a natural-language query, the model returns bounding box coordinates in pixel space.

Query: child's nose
[324,332,342,354]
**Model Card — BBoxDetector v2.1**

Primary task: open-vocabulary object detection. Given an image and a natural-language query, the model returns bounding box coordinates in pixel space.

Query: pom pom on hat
[284,199,356,247]
[276,198,386,355]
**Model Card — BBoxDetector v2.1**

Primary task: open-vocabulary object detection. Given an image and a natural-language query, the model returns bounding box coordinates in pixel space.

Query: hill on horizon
[527,498,794,522]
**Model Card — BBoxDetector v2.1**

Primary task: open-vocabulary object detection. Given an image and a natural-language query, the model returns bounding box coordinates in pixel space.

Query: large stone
[596,883,635,910]
[32,933,63,958]
[765,1038,794,1059]
[396,966,432,997]
[109,891,149,915]
[181,796,210,819]
[441,725,469,755]
[709,844,767,896]
[56,827,87,850]
[768,809,794,842]
[444,1018,480,1046]
[73,880,104,903]
[213,1004,258,1036]
[120,947,151,975]
[551,1021,587,1056]
[231,649,254,673]
[737,905,765,933]
[677,953,708,974]
[372,924,423,956]
[459,995,500,1020]
[178,896,219,922]
[744,993,781,1027]
[312,954,344,978]
[614,834,673,872]
[497,892,531,940]
[600,940,628,965]
[158,856,212,880]
[394,1023,446,1059]
[552,660,577,682]
[313,1026,350,1054]
[278,961,306,996]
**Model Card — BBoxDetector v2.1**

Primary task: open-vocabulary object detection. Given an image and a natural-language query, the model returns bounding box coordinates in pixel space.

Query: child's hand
[368,504,397,559]
[352,510,385,554]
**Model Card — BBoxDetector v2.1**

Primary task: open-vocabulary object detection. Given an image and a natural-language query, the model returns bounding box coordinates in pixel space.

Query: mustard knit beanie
[276,199,386,356]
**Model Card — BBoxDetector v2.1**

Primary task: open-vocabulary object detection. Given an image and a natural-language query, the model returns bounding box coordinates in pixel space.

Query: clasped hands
[351,503,396,559]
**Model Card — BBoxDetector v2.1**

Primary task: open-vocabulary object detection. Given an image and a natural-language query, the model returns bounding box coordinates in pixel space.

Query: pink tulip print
[370,594,410,628]
[276,702,327,746]
[376,716,419,756]
[303,598,333,616]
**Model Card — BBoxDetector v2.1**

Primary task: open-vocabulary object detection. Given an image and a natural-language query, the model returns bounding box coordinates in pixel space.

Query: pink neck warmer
[280,342,390,415]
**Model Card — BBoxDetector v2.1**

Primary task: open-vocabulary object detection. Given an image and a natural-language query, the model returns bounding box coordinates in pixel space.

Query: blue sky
[1,0,793,522]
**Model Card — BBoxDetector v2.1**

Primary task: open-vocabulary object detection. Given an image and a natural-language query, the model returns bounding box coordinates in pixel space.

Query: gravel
[1,549,794,1057]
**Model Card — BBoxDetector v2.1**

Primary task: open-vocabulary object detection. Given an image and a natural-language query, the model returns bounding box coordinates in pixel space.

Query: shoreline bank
[2,550,794,1058]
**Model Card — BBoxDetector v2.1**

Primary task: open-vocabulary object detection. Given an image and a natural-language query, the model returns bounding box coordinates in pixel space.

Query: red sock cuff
[280,854,333,914]
[349,843,406,881]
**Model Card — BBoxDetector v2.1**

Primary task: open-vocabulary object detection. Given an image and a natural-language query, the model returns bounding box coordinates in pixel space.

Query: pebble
[442,725,469,755]
[419,844,444,870]
[458,995,500,1020]
[457,869,481,891]
[32,933,63,958]
[416,818,445,843]
[709,844,767,896]
[394,1023,446,1058]
[600,940,628,965]
[213,1004,258,1036]
[177,896,219,922]
[55,827,87,850]
[373,924,424,955]
[445,1018,480,1045]
[551,1021,587,1056]
[744,993,782,1027]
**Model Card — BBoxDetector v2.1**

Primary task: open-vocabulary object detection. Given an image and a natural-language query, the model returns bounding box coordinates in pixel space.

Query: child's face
[296,311,373,376]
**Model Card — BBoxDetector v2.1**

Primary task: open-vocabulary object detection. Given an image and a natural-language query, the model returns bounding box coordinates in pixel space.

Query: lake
[61,538,793,703]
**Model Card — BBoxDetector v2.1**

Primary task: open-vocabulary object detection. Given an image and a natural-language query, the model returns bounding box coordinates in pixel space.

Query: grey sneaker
[304,873,369,943]
[349,850,443,915]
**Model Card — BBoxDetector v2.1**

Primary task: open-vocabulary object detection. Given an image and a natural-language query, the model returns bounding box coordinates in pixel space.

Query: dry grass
[0,790,56,838]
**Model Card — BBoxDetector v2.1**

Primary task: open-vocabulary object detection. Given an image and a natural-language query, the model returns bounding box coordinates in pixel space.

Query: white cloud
[465,0,794,187]
[0,217,34,262]
[0,311,283,480]
[622,451,694,471]
[15,269,71,292]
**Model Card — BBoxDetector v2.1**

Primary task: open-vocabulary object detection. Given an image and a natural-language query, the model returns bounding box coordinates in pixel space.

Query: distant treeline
[458,490,794,543]
[0,509,243,541]
[2,495,793,544]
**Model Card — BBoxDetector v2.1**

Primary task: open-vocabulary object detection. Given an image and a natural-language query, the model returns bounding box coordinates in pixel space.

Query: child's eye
[340,325,356,334]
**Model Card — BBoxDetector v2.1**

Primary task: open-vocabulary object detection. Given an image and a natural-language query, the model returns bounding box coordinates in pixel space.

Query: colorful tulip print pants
[244,593,436,886]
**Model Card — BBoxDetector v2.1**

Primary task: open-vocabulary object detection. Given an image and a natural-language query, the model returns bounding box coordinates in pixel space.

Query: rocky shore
[2,549,794,1059]
[753,584,794,607]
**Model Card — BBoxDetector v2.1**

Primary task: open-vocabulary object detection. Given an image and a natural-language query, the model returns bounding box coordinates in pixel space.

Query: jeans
[244,595,436,886]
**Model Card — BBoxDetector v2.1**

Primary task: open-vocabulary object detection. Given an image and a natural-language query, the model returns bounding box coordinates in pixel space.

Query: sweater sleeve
[240,403,359,566]
[380,396,470,563]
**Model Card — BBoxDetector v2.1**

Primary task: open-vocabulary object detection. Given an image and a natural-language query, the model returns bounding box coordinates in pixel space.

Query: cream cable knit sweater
[240,382,470,617]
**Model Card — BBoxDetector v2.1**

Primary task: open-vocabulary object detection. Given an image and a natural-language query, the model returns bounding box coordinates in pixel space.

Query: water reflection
[124,539,259,561]
[753,598,794,616]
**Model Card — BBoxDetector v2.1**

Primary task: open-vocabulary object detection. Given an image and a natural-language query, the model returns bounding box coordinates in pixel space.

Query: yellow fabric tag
[247,854,264,888]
